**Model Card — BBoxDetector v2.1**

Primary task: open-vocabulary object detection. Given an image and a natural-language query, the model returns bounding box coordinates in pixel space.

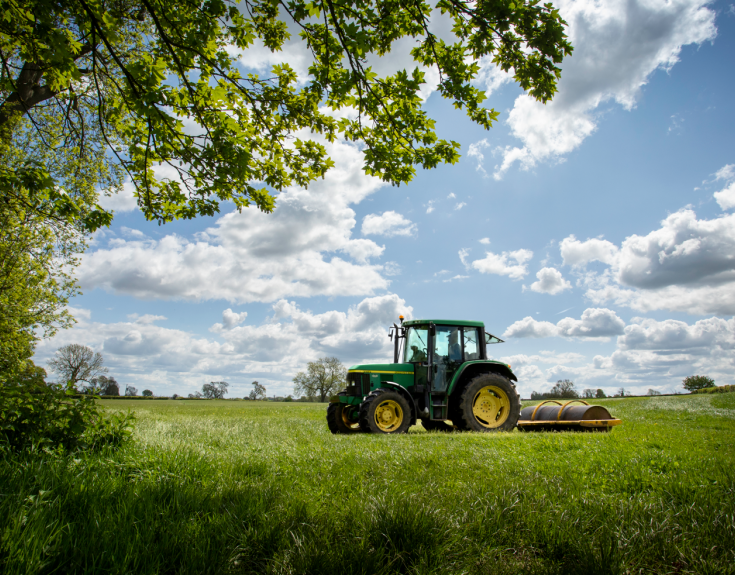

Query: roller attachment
[517,399,621,432]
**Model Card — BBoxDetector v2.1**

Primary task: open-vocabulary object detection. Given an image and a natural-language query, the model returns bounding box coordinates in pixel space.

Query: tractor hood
[347,363,415,374]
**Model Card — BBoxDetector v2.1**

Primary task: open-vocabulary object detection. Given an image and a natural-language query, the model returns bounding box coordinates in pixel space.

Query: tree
[188,391,203,398]
[0,137,92,384]
[47,344,107,388]
[1,0,572,227]
[125,384,138,396]
[94,375,120,396]
[248,381,267,401]
[646,389,662,396]
[202,381,229,399]
[293,357,346,402]
[582,389,595,399]
[595,389,606,399]
[142,389,153,397]
[614,388,627,398]
[682,375,715,392]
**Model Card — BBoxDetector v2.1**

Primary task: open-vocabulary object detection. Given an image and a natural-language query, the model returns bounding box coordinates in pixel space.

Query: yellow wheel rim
[374,399,403,432]
[341,406,360,430]
[472,386,510,429]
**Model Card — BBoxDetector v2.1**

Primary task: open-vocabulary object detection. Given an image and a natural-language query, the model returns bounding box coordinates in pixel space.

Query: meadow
[1,394,734,574]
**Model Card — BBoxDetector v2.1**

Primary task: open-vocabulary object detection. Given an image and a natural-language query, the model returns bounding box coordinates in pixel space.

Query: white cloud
[470,249,533,280]
[479,238,490,245]
[529,267,572,295]
[97,180,138,213]
[35,294,413,396]
[493,0,716,178]
[426,201,436,214]
[219,309,248,330]
[361,211,417,237]
[467,139,491,176]
[714,182,735,210]
[78,139,392,304]
[447,192,456,199]
[454,202,466,210]
[560,235,619,267]
[581,209,735,315]
[503,316,559,339]
[504,308,625,341]
[556,308,626,339]
[127,314,167,325]
[591,316,735,387]
[713,164,735,210]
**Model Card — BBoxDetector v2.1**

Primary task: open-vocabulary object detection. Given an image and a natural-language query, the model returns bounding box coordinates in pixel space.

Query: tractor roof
[403,319,485,328]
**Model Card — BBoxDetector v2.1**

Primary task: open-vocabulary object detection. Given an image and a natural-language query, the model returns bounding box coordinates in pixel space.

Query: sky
[34,0,735,399]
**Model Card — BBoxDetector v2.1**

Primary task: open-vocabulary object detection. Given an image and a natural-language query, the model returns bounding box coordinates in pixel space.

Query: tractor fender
[379,381,418,426]
[447,361,517,397]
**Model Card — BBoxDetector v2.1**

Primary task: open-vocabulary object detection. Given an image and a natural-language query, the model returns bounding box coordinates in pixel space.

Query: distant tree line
[530,380,608,400]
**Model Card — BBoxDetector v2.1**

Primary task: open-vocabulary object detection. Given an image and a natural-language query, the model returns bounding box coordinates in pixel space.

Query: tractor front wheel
[458,373,520,432]
[327,394,361,434]
[359,389,412,434]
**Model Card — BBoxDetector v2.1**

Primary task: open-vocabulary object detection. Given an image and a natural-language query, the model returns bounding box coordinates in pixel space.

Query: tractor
[327,316,621,434]
[327,316,521,434]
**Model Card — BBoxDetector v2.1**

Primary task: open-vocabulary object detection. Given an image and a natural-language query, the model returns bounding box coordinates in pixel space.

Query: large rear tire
[326,394,361,434]
[359,389,412,434]
[458,373,520,432]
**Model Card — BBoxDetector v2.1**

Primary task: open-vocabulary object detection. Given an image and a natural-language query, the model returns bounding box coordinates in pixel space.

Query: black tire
[359,389,412,434]
[326,394,361,434]
[421,419,455,432]
[457,373,520,432]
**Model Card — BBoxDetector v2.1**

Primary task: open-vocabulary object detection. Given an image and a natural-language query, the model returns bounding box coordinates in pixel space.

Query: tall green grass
[1,395,733,574]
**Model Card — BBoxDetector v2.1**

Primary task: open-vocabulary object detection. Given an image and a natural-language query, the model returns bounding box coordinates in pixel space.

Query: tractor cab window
[404,327,428,362]
[434,326,462,363]
[464,328,480,360]
[485,332,504,345]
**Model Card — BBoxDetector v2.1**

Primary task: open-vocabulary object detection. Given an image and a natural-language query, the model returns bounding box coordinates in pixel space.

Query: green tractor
[327,317,521,434]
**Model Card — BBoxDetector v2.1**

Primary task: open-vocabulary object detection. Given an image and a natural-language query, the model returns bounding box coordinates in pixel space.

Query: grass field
[2,394,734,574]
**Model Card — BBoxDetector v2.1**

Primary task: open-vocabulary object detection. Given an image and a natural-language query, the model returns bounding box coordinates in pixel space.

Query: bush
[0,382,134,452]
[683,375,715,392]
[693,384,735,394]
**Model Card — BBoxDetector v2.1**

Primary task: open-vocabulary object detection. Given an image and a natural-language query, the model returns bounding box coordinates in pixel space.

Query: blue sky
[36,0,735,398]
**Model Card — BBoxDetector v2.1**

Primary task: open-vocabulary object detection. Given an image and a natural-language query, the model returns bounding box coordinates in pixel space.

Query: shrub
[693,384,735,394]
[683,375,715,392]
[0,382,134,452]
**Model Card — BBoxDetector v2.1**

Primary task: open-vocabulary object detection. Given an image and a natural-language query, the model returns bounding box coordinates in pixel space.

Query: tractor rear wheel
[458,373,520,432]
[359,389,412,434]
[421,419,455,432]
[326,394,361,434]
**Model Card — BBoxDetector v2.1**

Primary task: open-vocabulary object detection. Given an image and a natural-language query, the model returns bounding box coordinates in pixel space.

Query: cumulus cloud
[79,139,392,303]
[470,249,533,280]
[35,294,413,396]
[560,235,619,267]
[580,209,735,315]
[361,211,417,237]
[210,308,249,332]
[493,0,716,179]
[97,180,138,213]
[504,308,625,341]
[592,316,735,386]
[529,267,572,295]
[713,163,735,210]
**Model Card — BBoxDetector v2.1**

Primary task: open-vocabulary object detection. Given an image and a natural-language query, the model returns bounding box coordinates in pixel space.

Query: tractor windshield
[404,327,428,362]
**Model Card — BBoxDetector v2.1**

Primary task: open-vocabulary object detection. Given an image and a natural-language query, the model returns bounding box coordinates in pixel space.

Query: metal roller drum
[517,400,622,432]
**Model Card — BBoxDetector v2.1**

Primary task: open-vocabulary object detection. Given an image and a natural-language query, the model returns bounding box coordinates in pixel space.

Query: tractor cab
[396,319,506,401]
